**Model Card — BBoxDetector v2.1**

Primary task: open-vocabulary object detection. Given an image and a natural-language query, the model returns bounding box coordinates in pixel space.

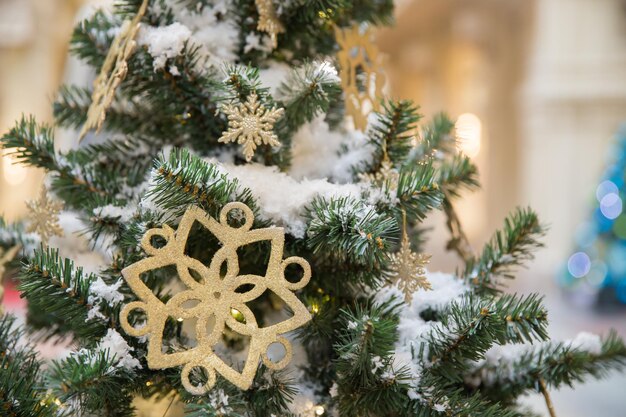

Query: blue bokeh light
[600,193,622,220]
[567,252,591,278]
[596,180,619,202]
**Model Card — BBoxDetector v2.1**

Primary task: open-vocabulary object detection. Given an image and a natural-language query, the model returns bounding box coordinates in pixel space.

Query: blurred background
[1,0,625,415]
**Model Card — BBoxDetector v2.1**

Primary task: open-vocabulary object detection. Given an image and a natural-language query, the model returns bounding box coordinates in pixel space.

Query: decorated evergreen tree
[0,1,624,416]
[561,124,626,307]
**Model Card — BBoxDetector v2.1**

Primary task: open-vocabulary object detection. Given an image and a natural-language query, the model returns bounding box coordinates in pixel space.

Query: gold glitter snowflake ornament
[359,159,399,191]
[120,202,312,394]
[79,0,149,141]
[388,213,431,303]
[219,92,284,162]
[26,187,64,246]
[335,24,386,131]
[255,0,285,48]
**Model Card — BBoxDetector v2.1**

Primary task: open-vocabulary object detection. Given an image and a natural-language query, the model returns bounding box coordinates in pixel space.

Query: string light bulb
[314,405,325,415]
[455,113,482,158]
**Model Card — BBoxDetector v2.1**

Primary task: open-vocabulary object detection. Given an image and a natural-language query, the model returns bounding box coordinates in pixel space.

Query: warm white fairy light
[455,113,482,158]
[314,405,325,415]
[2,150,27,185]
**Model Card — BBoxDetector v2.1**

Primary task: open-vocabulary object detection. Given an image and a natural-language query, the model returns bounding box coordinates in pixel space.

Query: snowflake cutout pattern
[26,186,64,246]
[120,202,311,394]
[388,232,431,303]
[218,92,284,162]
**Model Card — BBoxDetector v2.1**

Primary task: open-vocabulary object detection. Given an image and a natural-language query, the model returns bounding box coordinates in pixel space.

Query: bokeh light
[2,150,27,186]
[455,113,481,158]
[600,193,622,219]
[567,252,591,278]
[596,180,619,202]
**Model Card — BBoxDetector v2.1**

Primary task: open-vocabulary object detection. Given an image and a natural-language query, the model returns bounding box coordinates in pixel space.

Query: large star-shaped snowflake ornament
[218,92,284,162]
[120,202,312,394]
[26,186,64,246]
[388,232,431,303]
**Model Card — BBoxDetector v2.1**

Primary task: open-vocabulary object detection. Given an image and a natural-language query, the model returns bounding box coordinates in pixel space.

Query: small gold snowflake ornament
[120,202,312,394]
[335,24,385,131]
[388,214,431,303]
[79,0,149,141]
[26,187,64,246]
[255,0,285,48]
[359,159,399,191]
[219,92,284,162]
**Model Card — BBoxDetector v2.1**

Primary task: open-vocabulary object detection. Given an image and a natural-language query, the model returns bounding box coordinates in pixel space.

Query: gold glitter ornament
[218,92,284,162]
[120,202,312,394]
[255,0,285,48]
[388,212,431,303]
[335,24,385,131]
[0,245,21,314]
[78,0,149,141]
[359,159,399,191]
[26,186,64,246]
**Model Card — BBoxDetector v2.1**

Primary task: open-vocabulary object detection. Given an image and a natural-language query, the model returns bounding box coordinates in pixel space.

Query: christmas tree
[1,1,625,416]
[562,124,626,306]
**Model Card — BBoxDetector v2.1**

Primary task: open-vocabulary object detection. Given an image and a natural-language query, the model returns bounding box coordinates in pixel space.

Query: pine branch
[442,195,474,262]
[305,196,399,270]
[366,99,422,170]
[148,148,257,220]
[426,293,549,382]
[247,368,298,417]
[54,85,160,142]
[462,208,546,295]
[70,10,116,68]
[223,64,268,103]
[395,162,443,222]
[48,350,136,417]
[410,113,457,163]
[0,116,110,208]
[276,62,342,132]
[410,388,520,417]
[469,331,626,403]
[334,300,410,417]
[438,154,480,197]
[19,247,108,342]
[0,315,58,417]
[0,217,34,258]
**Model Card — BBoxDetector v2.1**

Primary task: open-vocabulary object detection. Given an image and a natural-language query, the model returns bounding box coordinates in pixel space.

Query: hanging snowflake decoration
[26,186,64,246]
[255,0,285,48]
[120,202,312,394]
[388,226,431,303]
[218,92,284,162]
[78,0,149,141]
[359,159,400,191]
[335,24,385,131]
